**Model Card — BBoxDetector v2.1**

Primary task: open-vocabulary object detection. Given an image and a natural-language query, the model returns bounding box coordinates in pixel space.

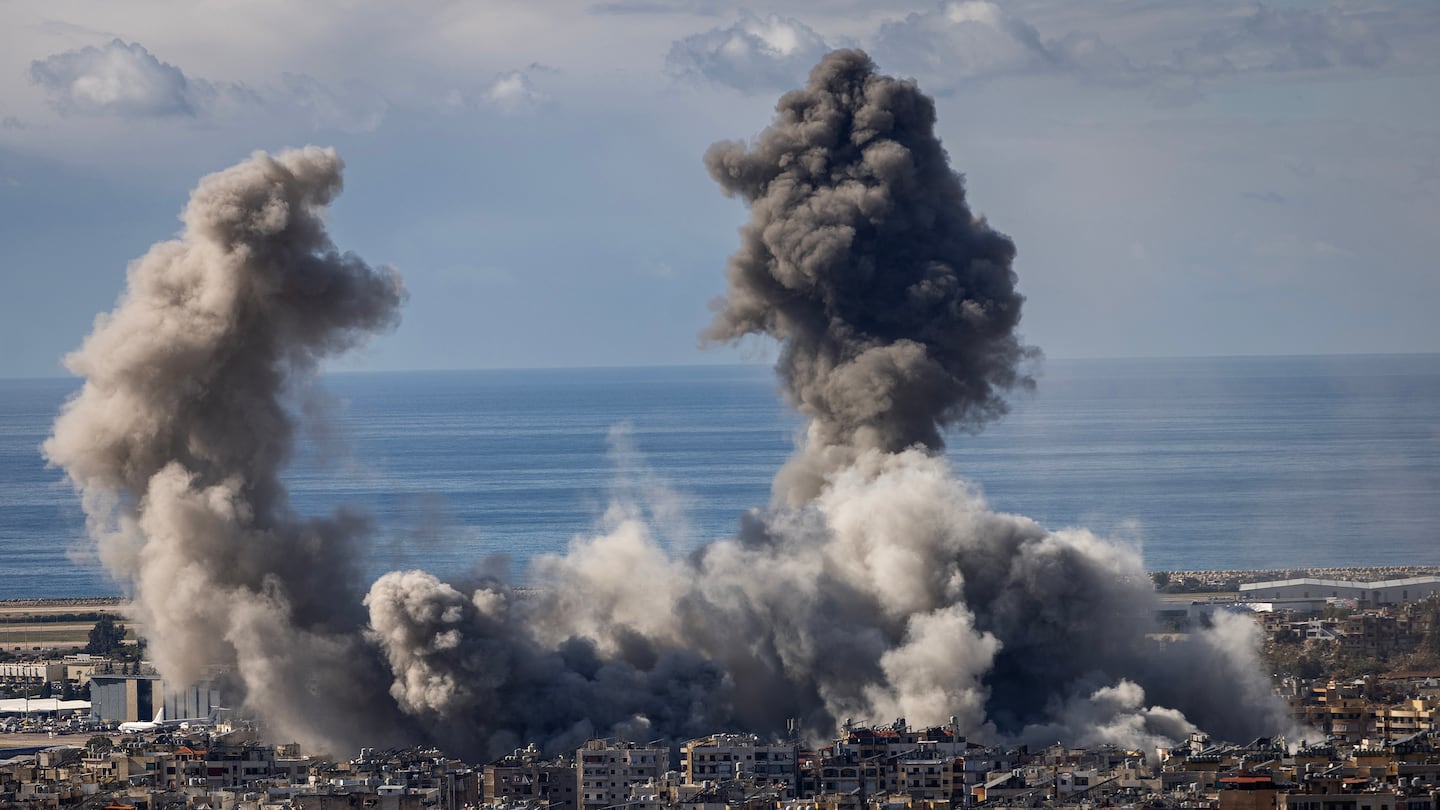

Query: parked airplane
[117,707,218,733]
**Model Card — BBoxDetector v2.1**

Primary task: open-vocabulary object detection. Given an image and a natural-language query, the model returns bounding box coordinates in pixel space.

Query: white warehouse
[1239,576,1440,605]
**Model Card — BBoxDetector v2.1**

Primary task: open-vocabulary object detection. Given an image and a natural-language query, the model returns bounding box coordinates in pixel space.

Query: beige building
[577,739,668,810]
[680,733,797,791]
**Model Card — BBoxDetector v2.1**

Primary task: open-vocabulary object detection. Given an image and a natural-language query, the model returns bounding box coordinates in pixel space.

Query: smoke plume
[703,48,1033,502]
[45,147,408,751]
[50,52,1291,762]
[359,49,1289,757]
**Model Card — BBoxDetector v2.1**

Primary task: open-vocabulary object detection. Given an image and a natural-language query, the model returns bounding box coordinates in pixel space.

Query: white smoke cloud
[1018,679,1198,752]
[666,11,832,92]
[45,146,408,754]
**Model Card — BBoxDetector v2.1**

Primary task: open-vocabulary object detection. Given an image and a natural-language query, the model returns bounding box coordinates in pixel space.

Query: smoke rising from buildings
[360,49,1288,755]
[44,147,409,751]
[49,53,1290,760]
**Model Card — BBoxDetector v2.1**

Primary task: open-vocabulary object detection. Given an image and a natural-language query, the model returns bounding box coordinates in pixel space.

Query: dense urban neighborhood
[10,573,1440,810]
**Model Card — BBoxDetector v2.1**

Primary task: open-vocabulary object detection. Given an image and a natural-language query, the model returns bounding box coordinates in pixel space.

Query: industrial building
[1239,576,1440,606]
[89,672,164,723]
[89,672,224,723]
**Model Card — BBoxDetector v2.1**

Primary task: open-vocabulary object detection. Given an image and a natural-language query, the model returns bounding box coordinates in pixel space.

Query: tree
[85,616,127,655]
[1151,571,1171,590]
[86,735,113,753]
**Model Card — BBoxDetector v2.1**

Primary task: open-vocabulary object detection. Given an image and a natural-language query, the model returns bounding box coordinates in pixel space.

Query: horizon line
[5,349,1439,383]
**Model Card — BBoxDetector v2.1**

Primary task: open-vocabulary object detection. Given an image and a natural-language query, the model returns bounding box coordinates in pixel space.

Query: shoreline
[1154,565,1440,591]
[4,566,1440,605]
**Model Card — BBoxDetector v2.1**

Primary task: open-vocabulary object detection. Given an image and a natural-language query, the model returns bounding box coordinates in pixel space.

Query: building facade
[577,740,669,810]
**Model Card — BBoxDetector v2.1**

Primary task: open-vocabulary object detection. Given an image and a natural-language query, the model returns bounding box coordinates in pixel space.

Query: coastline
[5,566,1440,606]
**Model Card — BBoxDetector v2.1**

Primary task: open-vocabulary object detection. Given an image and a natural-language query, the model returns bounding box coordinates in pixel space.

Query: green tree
[85,616,127,655]
[86,735,114,753]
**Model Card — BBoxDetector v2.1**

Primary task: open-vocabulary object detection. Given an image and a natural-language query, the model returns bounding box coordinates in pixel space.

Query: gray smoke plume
[361,50,1290,758]
[703,48,1034,503]
[49,53,1292,762]
[45,146,409,752]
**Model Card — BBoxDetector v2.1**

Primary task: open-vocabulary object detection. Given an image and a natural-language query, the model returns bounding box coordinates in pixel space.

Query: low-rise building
[484,743,578,810]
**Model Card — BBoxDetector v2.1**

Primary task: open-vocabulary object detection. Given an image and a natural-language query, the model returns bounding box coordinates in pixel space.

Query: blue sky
[1,0,1437,378]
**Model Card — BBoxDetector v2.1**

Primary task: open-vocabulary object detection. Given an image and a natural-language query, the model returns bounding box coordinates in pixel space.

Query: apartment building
[680,734,797,792]
[577,739,669,810]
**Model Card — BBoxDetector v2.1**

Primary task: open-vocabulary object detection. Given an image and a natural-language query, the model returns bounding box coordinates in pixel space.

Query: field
[0,600,135,653]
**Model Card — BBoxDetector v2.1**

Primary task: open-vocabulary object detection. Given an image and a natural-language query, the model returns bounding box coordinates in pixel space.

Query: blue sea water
[2,355,1438,600]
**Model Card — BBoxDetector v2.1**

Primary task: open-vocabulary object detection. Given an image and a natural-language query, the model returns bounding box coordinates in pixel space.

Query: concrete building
[484,744,578,810]
[164,680,224,724]
[89,672,224,724]
[680,734,797,791]
[577,739,668,810]
[0,662,65,685]
[894,752,962,804]
[1218,773,1284,810]
[90,672,164,723]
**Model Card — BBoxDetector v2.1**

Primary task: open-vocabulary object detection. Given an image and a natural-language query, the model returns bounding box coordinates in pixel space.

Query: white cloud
[666,11,832,93]
[871,1,1140,92]
[873,2,1053,87]
[30,39,205,117]
[281,73,388,133]
[1174,5,1391,75]
[870,1,1399,97]
[27,38,386,131]
[482,70,549,117]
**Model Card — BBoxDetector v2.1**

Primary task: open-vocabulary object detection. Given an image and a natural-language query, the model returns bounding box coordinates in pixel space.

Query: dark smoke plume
[360,50,1292,757]
[45,147,409,751]
[704,49,1034,502]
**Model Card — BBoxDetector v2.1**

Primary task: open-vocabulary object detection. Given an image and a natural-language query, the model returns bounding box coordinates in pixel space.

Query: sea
[2,354,1438,601]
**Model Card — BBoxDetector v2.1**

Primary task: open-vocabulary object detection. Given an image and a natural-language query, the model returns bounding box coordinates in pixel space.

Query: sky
[1,0,1437,379]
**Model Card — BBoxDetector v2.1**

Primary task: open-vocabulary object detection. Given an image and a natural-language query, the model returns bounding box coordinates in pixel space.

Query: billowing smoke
[44,147,409,751]
[49,52,1291,762]
[359,49,1289,756]
[703,48,1033,503]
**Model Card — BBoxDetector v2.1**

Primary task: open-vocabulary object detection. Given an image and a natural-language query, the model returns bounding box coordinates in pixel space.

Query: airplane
[117,707,219,734]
